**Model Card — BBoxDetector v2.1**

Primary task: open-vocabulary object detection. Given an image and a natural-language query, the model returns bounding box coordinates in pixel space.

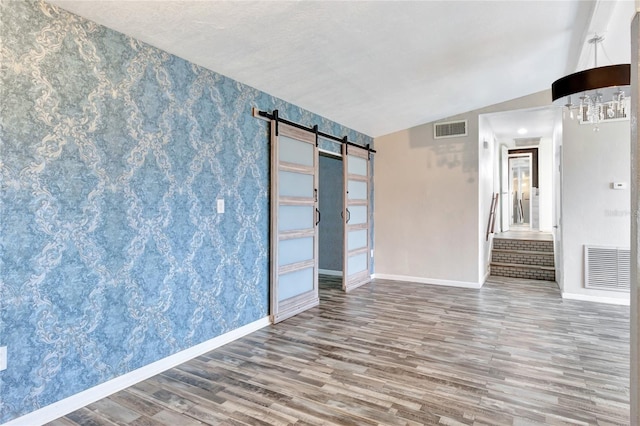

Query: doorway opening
[318,152,344,290]
[509,154,532,229]
[483,106,558,234]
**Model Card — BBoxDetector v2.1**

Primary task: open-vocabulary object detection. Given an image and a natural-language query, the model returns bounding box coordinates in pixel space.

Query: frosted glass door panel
[279,171,313,198]
[349,206,367,225]
[279,136,314,166]
[348,229,367,251]
[270,121,319,323]
[347,253,368,275]
[278,206,313,231]
[279,237,313,266]
[278,267,314,301]
[348,180,367,200]
[348,156,367,176]
[342,144,371,292]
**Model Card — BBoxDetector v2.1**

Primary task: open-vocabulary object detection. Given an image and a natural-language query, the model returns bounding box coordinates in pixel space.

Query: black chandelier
[551,35,630,129]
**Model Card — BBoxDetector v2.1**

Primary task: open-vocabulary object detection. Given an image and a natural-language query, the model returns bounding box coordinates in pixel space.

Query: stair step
[491,249,555,267]
[490,262,555,271]
[491,248,554,256]
[493,238,554,252]
[490,262,556,281]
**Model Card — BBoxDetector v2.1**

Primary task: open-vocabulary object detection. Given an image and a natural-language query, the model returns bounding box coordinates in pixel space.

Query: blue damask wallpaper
[0,1,372,422]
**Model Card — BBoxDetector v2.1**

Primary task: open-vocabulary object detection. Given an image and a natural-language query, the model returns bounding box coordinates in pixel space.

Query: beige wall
[374,122,480,284]
[374,91,551,286]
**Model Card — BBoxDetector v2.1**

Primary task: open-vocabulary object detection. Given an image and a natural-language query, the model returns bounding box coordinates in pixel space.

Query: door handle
[346,208,351,223]
[316,208,321,226]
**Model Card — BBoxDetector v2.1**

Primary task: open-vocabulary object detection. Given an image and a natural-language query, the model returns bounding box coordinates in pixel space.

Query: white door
[270,122,319,323]
[342,144,371,292]
[500,145,509,232]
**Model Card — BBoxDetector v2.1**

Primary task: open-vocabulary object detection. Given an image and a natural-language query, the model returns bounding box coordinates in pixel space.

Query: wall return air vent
[584,245,630,292]
[434,120,467,139]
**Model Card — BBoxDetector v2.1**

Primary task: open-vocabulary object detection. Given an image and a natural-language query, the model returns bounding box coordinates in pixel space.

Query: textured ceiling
[49,1,632,138]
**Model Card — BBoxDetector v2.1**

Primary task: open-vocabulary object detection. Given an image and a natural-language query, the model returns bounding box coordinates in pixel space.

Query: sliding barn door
[270,122,319,323]
[342,144,371,292]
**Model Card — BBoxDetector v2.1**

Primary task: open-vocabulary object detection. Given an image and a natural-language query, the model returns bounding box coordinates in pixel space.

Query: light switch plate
[0,346,7,371]
[217,199,225,214]
[611,182,627,190]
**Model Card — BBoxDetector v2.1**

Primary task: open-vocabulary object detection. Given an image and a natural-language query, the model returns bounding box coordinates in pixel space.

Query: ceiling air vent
[584,245,630,292]
[514,137,540,147]
[434,120,467,139]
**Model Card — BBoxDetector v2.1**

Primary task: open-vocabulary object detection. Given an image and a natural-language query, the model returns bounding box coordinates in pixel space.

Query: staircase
[490,236,556,281]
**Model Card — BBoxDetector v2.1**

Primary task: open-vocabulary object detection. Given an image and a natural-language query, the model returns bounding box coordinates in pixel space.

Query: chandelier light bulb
[560,84,628,125]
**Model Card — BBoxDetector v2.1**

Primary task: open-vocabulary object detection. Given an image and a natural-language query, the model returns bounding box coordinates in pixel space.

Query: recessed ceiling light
[517,128,528,135]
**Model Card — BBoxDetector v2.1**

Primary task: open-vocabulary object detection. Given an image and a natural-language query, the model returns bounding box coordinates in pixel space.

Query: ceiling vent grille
[434,120,467,139]
[514,137,540,147]
[584,245,630,292]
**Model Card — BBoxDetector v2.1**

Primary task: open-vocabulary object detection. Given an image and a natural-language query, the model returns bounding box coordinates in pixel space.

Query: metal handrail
[486,192,499,241]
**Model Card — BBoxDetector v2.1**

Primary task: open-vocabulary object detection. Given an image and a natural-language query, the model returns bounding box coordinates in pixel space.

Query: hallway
[50,276,630,425]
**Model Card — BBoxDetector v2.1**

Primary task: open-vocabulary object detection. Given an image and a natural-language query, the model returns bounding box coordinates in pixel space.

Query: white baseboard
[4,317,270,426]
[318,269,342,277]
[562,292,630,306]
[482,270,490,285]
[372,273,483,289]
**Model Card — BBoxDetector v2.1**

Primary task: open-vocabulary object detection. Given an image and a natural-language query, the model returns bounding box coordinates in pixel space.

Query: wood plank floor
[49,275,630,425]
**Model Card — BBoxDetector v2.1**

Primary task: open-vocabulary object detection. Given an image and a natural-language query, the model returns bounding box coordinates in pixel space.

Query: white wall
[552,115,564,291]
[538,136,553,231]
[562,116,630,301]
[479,115,495,281]
[374,90,550,287]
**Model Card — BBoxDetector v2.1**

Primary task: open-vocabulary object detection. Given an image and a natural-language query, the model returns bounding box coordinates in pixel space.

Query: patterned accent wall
[0,1,373,422]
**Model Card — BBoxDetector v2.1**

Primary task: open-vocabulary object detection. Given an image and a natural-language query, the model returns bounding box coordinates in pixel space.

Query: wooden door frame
[342,144,371,292]
[270,122,319,323]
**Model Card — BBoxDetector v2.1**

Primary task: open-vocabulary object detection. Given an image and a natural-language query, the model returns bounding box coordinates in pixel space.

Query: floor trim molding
[318,269,342,277]
[372,273,483,289]
[562,292,630,306]
[3,317,270,426]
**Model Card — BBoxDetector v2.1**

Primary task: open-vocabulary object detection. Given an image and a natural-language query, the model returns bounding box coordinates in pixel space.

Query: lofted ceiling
[49,0,634,138]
